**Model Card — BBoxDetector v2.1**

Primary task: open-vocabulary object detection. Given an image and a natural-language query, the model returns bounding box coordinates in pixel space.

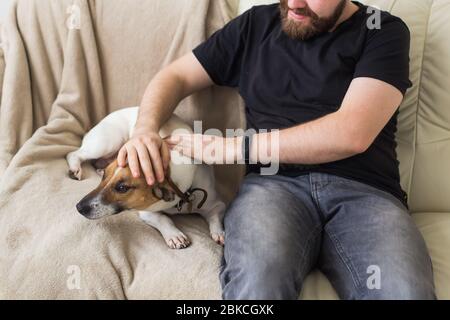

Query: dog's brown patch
[87,160,174,211]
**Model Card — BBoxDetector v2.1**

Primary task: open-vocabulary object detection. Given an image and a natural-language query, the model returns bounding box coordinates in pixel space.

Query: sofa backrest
[234,0,450,213]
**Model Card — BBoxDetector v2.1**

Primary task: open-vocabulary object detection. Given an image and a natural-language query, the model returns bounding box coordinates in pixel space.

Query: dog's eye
[115,182,132,194]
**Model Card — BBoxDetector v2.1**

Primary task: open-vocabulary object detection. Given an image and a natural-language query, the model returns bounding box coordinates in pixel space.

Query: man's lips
[288,9,309,21]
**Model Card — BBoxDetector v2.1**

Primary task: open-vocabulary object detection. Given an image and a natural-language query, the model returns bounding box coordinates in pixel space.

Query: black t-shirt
[192,1,412,208]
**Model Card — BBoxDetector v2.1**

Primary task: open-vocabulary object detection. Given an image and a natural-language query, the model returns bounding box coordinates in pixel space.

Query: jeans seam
[309,180,327,223]
[294,224,322,291]
[325,229,363,294]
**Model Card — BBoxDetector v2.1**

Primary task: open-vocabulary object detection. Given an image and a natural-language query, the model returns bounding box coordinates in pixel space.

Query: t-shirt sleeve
[192,10,251,87]
[353,17,413,95]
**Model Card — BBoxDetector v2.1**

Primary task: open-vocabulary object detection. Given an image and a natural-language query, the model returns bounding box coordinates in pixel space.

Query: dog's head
[76,160,176,220]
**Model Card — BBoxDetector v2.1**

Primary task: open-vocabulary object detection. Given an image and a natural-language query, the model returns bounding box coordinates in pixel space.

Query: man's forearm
[250,111,366,164]
[134,69,186,133]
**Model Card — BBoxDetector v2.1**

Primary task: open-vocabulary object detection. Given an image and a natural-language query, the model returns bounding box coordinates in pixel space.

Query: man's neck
[330,1,361,32]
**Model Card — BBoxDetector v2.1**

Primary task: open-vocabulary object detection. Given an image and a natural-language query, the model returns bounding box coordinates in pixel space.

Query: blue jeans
[220,172,435,300]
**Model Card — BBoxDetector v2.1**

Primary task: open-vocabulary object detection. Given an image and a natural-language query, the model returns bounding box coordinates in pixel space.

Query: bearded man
[118,1,435,300]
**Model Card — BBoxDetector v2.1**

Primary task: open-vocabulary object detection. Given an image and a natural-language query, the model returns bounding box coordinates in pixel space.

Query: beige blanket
[0,0,245,299]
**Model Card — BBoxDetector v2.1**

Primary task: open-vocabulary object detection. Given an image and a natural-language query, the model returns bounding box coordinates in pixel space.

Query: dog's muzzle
[76,196,122,220]
[76,201,92,216]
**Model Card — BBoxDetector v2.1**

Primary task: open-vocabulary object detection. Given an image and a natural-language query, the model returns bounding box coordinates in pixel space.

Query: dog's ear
[92,154,118,170]
[152,185,176,202]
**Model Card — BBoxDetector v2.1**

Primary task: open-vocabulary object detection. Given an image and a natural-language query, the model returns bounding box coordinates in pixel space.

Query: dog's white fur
[67,107,225,249]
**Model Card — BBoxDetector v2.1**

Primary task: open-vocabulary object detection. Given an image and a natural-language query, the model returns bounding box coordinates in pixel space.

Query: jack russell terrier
[66,107,225,249]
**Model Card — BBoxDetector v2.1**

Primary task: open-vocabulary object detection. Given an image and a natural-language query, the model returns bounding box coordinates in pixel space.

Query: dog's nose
[76,202,91,216]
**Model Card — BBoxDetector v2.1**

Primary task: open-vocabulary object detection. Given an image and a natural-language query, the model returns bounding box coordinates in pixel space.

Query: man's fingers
[127,146,140,178]
[165,135,181,145]
[161,142,171,174]
[135,144,155,185]
[147,143,165,183]
[117,146,127,167]
[173,142,195,159]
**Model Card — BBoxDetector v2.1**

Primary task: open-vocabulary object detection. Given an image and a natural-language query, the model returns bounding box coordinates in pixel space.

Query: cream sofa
[0,0,448,299]
[237,0,450,299]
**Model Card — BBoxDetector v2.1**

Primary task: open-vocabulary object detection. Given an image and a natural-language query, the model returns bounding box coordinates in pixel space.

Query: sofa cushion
[363,0,450,213]
[412,212,450,299]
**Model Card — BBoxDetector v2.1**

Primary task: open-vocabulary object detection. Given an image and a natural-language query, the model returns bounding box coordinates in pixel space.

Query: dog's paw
[67,152,83,180]
[211,232,225,246]
[68,168,82,181]
[165,232,191,250]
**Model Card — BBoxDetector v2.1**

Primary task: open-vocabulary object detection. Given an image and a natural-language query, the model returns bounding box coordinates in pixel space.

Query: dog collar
[166,176,208,213]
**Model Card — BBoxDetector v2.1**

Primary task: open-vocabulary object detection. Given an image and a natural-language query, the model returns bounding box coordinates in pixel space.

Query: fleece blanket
[0,0,245,299]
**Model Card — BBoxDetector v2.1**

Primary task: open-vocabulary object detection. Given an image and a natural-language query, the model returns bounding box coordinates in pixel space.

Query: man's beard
[280,0,347,41]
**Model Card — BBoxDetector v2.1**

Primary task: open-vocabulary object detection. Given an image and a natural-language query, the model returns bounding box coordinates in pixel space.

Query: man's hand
[117,129,171,185]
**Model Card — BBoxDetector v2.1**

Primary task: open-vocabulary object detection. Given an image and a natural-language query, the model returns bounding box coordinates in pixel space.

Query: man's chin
[287,19,310,27]
[282,24,316,41]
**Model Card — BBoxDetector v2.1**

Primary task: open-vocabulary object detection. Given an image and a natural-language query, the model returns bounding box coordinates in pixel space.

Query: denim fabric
[220,172,435,300]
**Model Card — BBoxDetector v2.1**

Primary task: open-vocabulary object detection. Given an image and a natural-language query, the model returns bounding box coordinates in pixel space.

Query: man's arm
[167,77,404,165]
[134,53,214,132]
[258,77,404,164]
[117,52,214,185]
